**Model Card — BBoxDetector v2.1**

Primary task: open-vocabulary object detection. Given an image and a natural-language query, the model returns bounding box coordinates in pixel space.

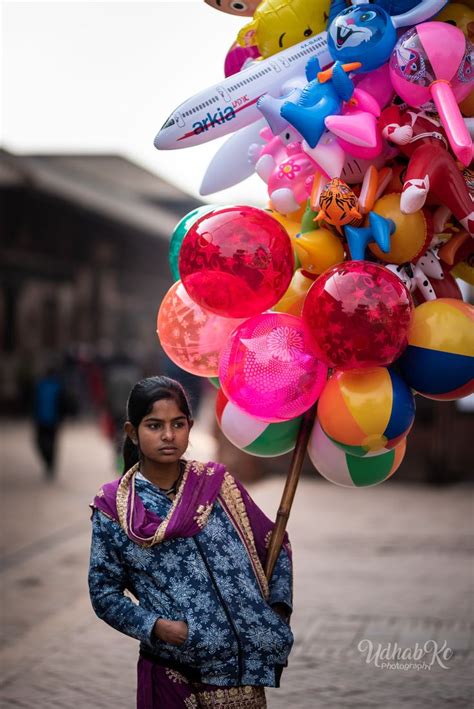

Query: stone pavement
[0,421,472,708]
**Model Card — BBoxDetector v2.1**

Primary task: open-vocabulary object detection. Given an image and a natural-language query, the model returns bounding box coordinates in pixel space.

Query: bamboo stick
[264,403,318,580]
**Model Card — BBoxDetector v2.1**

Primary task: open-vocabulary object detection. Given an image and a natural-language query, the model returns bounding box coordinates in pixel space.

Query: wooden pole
[264,402,318,581]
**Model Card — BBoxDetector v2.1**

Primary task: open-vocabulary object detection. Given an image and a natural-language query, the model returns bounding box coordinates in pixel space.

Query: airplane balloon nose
[154,128,168,150]
[154,113,177,150]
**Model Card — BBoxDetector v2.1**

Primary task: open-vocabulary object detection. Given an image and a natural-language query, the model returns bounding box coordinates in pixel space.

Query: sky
[1,0,267,205]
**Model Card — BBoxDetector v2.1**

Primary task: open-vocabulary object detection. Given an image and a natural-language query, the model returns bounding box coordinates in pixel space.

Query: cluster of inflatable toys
[154,0,474,488]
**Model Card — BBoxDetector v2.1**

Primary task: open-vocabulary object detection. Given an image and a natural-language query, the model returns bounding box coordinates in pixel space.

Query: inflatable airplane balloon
[154,32,331,151]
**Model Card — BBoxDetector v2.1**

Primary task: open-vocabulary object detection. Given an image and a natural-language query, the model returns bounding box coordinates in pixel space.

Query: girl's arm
[231,476,293,619]
[88,509,161,645]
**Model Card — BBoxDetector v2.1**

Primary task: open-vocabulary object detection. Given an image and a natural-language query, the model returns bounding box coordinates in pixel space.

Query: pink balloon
[157,281,243,377]
[302,261,414,371]
[218,312,328,422]
[389,23,473,166]
[178,206,294,318]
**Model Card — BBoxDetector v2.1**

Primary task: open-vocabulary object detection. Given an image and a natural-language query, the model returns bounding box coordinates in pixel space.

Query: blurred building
[0,148,201,414]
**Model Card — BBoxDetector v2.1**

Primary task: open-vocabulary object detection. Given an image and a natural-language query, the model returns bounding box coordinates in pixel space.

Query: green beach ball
[308,420,406,487]
[169,204,215,281]
[216,389,302,457]
[208,376,221,390]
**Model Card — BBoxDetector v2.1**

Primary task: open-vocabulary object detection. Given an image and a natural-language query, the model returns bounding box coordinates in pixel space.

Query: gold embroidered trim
[184,697,198,709]
[193,502,213,529]
[193,461,206,476]
[218,472,269,601]
[195,685,266,708]
[116,463,139,536]
[116,460,193,547]
[264,530,272,550]
[164,667,189,684]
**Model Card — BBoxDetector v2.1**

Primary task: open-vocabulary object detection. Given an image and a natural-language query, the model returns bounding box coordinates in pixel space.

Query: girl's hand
[271,603,290,623]
[153,618,189,646]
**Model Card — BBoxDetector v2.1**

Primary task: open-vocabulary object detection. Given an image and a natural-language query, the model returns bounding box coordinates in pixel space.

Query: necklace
[157,461,185,496]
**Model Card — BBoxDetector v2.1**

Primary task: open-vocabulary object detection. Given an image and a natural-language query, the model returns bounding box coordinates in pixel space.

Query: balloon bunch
[154,0,474,488]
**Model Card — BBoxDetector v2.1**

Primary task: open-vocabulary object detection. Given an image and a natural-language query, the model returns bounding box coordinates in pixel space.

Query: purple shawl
[90,460,291,590]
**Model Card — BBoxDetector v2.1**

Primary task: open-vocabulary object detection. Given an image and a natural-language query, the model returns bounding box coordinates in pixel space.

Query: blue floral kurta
[88,473,294,687]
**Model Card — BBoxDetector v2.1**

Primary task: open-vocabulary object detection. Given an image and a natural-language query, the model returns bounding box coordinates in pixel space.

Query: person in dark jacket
[33,367,64,478]
[88,376,294,708]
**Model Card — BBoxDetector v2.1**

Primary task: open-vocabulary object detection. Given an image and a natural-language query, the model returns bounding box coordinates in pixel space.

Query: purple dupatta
[90,460,291,592]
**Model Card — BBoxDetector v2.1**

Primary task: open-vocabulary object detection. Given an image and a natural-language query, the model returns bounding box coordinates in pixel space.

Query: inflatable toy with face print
[328,5,397,71]
[204,0,259,17]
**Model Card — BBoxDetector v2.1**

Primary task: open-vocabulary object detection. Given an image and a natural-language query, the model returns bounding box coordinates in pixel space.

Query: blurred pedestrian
[32,365,65,479]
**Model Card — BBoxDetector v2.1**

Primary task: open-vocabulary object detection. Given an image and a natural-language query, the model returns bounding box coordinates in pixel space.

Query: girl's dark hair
[122,376,192,474]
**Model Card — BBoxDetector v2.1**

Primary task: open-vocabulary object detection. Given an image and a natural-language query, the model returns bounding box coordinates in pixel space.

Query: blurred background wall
[0,2,471,485]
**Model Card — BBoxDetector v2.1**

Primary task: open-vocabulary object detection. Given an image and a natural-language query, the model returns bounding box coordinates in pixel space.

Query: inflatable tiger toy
[316,178,362,234]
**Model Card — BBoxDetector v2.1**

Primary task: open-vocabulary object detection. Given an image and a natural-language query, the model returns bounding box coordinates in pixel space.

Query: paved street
[0,420,472,708]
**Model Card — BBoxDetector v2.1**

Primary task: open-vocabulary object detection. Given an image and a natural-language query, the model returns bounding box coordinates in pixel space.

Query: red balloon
[302,261,414,370]
[178,206,294,318]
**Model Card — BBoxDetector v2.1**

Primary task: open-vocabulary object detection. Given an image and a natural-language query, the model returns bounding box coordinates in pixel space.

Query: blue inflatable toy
[328,0,448,26]
[280,58,355,148]
[327,1,449,71]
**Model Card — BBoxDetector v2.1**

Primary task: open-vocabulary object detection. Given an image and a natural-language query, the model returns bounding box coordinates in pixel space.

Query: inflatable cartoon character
[204,0,259,17]
[328,1,449,71]
[250,126,317,213]
[314,174,395,259]
[385,249,455,303]
[328,5,398,71]
[280,58,355,148]
[237,0,331,58]
[317,178,361,233]
[379,106,474,235]
[328,0,448,24]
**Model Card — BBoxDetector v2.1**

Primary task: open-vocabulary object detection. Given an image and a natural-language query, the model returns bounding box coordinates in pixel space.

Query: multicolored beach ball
[308,420,406,487]
[317,367,415,456]
[216,389,302,457]
[398,299,474,401]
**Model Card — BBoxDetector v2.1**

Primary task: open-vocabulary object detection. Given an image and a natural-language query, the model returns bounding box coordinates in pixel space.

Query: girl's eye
[173,421,185,429]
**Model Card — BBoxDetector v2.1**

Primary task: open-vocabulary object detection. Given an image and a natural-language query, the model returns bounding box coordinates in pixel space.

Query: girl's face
[130,398,192,466]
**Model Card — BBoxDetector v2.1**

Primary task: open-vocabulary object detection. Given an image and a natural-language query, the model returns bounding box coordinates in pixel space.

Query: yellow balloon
[237,0,330,58]
[266,208,302,239]
[368,193,430,264]
[452,260,474,286]
[435,3,474,40]
[291,229,345,276]
[273,268,314,316]
[436,4,474,117]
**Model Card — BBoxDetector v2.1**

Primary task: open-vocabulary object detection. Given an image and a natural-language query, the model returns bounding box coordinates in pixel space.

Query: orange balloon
[273,269,314,316]
[157,281,243,377]
[385,163,406,193]
[368,193,431,264]
[291,228,345,276]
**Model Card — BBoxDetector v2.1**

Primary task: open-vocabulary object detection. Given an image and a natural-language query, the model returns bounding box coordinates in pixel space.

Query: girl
[88,376,294,708]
